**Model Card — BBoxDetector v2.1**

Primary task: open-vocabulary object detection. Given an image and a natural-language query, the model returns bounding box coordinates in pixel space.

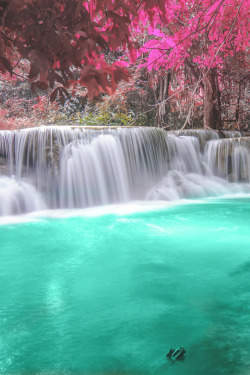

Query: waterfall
[0,176,46,216]
[0,126,249,216]
[60,135,131,207]
[172,129,220,150]
[205,137,250,182]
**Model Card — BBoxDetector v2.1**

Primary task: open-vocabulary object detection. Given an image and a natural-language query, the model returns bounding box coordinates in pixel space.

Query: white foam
[1,194,250,226]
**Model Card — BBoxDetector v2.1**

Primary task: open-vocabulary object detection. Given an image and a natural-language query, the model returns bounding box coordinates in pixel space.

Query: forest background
[0,0,249,131]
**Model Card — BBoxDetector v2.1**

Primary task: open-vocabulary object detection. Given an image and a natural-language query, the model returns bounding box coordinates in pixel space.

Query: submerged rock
[166,347,186,360]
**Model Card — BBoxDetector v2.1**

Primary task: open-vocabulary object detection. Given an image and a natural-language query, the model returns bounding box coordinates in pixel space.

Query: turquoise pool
[1,198,250,375]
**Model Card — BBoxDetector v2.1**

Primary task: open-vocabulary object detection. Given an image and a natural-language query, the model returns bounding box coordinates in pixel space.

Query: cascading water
[0,176,46,216]
[0,126,249,216]
[173,129,220,151]
[205,137,250,182]
[60,135,131,208]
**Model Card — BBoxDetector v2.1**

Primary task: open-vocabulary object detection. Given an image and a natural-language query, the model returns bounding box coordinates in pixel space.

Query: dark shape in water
[166,347,186,360]
[230,260,250,276]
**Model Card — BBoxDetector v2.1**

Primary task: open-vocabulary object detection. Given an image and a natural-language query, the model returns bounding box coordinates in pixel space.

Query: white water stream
[0,126,249,216]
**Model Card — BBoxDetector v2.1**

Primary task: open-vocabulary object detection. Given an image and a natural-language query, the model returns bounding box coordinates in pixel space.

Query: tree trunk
[203,69,221,129]
[236,80,242,123]
[154,72,171,127]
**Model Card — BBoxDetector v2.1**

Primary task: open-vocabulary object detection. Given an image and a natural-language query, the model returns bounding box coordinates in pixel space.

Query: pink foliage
[0,0,249,106]
[136,0,250,75]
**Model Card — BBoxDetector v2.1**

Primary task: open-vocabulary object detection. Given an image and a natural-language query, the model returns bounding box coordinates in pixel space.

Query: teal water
[1,199,250,375]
